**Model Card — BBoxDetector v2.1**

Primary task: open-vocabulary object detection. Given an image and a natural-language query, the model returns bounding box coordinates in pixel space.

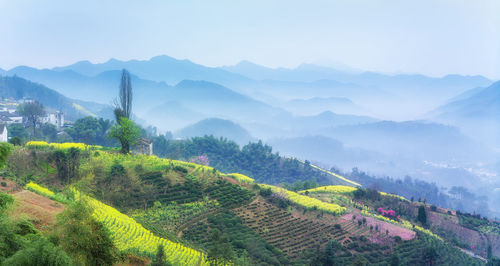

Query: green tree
[55,200,117,266]
[323,240,340,265]
[0,192,14,213]
[0,143,13,169]
[97,118,114,145]
[41,123,58,142]
[17,101,45,137]
[390,254,400,266]
[418,205,427,225]
[8,137,22,146]
[351,256,368,266]
[487,257,500,266]
[3,237,72,266]
[108,117,140,154]
[488,245,493,260]
[207,229,233,265]
[423,247,438,266]
[151,244,171,266]
[50,150,68,183]
[0,193,23,261]
[66,116,102,144]
[7,124,28,141]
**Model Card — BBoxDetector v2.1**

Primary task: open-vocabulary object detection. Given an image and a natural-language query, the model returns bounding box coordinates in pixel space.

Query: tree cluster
[153,135,336,185]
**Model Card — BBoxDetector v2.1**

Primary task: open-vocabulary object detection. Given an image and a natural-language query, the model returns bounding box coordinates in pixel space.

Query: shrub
[1,182,6,187]
[259,187,272,197]
[15,220,37,236]
[173,165,188,174]
[3,237,72,266]
[0,192,14,211]
[334,224,342,230]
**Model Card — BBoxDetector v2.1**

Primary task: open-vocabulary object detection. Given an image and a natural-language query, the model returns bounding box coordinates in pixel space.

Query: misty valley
[1,1,499,265]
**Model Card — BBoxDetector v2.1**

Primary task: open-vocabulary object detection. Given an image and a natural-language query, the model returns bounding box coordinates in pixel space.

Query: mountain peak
[149,54,176,62]
[235,60,259,67]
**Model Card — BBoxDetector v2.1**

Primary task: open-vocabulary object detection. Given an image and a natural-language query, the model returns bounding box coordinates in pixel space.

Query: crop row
[260,184,346,215]
[299,185,357,194]
[73,189,207,265]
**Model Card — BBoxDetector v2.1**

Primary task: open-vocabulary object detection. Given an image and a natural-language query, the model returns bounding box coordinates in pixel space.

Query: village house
[0,124,8,142]
[0,111,23,125]
[132,138,153,155]
[39,111,64,130]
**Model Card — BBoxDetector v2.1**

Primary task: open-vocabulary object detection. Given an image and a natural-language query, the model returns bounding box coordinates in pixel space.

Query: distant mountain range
[430,81,500,146]
[320,120,485,161]
[3,55,493,120]
[222,60,493,119]
[433,81,500,122]
[145,80,289,131]
[223,60,491,90]
[52,55,250,85]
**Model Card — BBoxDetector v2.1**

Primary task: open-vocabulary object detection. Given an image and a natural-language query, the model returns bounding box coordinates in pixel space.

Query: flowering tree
[190,155,209,166]
[377,207,398,220]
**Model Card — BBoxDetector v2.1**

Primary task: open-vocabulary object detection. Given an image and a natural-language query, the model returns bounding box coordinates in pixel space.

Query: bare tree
[17,101,46,137]
[114,69,132,123]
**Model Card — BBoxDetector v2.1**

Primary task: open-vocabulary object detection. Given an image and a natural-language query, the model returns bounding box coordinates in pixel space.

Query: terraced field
[139,171,204,206]
[232,199,385,259]
[205,179,254,208]
[394,233,483,266]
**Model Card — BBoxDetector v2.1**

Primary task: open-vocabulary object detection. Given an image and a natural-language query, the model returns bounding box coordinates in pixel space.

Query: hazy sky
[1,0,499,79]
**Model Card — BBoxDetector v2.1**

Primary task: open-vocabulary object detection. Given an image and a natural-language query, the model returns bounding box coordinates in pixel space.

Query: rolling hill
[281,96,364,116]
[431,81,500,147]
[176,118,254,145]
[0,75,112,120]
[2,67,172,110]
[146,80,289,132]
[1,142,496,265]
[433,81,500,122]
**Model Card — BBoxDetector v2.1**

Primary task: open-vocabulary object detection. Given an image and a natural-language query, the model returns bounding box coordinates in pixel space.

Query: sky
[1,0,499,79]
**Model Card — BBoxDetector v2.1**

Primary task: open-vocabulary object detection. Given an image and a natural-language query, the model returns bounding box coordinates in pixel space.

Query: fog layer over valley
[2,55,499,217]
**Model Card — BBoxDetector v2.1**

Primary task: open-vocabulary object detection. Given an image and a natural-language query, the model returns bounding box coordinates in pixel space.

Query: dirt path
[7,189,65,230]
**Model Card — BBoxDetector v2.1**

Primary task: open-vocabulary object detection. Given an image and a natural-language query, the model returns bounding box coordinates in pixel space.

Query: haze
[1,0,499,79]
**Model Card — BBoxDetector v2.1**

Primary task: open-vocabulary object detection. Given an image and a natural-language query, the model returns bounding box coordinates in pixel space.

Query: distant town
[0,97,65,142]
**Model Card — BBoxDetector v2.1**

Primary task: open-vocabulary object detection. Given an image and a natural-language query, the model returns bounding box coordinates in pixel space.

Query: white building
[0,111,22,124]
[40,111,64,130]
[0,124,7,142]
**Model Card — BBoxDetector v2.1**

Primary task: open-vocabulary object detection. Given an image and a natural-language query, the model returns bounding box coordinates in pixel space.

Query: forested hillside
[152,135,355,186]
[0,141,498,265]
[0,75,113,120]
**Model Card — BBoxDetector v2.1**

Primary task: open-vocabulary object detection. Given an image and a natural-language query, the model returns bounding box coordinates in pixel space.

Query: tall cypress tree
[110,69,139,154]
[114,69,132,124]
[417,205,427,225]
